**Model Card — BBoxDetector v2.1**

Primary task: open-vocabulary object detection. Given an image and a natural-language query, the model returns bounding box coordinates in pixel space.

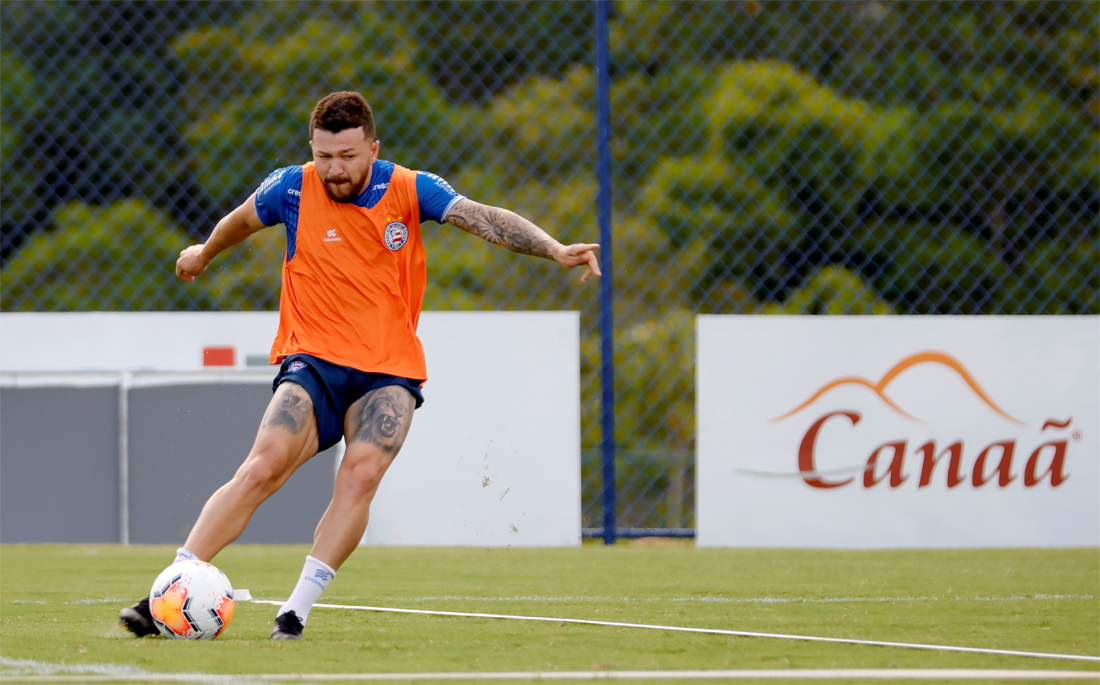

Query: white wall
[697,316,1099,548]
[0,311,581,547]
[0,311,282,372]
[364,312,581,546]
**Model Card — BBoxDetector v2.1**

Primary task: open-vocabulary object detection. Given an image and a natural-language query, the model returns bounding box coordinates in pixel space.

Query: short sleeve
[415,171,465,224]
[253,166,301,227]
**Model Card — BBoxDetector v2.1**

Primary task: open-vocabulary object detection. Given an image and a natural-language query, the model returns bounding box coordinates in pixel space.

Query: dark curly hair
[309,91,375,139]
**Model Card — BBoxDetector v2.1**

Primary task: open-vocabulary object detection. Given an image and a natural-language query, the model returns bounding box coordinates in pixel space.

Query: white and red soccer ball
[149,560,235,640]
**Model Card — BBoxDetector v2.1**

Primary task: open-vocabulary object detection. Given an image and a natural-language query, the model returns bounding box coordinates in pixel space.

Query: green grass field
[1,543,1097,683]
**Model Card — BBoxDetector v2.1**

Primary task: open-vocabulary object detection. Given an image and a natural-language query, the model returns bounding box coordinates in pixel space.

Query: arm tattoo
[262,384,311,435]
[350,385,415,456]
[445,199,560,260]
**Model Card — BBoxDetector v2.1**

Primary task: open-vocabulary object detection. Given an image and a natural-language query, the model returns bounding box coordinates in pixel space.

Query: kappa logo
[770,351,1072,491]
[257,167,286,194]
[287,360,307,373]
[324,228,341,243]
[384,221,408,251]
[420,171,455,194]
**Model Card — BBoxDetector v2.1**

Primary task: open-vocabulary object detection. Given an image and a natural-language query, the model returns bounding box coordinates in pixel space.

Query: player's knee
[235,453,286,499]
[341,459,387,500]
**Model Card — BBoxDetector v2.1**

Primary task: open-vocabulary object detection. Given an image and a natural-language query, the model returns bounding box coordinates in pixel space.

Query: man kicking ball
[119,91,600,640]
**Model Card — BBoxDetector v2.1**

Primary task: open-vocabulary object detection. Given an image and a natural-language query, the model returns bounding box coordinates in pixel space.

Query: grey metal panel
[0,387,120,543]
[128,384,335,545]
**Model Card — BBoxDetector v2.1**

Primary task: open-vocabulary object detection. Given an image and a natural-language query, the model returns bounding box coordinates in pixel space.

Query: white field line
[248,599,1100,664]
[66,598,135,605]
[7,594,1092,607]
[0,657,262,685]
[396,594,1096,605]
[1,668,1100,682]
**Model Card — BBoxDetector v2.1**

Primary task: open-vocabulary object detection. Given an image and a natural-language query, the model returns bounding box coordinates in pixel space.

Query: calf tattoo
[262,385,310,434]
[351,386,415,455]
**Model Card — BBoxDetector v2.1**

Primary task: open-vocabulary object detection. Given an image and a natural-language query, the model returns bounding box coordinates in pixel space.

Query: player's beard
[322,171,368,203]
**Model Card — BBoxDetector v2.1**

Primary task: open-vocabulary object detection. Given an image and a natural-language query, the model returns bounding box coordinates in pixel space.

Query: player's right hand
[176,244,210,281]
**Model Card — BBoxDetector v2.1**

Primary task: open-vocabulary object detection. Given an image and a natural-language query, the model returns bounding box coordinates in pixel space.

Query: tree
[1,199,213,311]
[173,6,460,213]
[0,1,235,258]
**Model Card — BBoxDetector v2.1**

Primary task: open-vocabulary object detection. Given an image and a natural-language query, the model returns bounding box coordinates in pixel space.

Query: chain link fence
[3,1,1097,534]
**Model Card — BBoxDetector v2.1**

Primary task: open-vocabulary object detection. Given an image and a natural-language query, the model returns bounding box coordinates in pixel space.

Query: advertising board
[1,311,581,546]
[697,316,1099,548]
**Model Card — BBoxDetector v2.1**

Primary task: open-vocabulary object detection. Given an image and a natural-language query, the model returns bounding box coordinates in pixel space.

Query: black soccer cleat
[119,597,159,637]
[270,610,305,640]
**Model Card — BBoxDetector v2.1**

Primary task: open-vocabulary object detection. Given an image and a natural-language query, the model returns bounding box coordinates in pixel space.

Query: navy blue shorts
[271,353,424,452]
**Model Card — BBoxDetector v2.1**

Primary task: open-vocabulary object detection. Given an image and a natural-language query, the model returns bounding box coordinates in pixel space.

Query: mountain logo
[772,351,1023,424]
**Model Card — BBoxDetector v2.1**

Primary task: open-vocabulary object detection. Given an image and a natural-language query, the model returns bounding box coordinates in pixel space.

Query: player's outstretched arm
[444,198,601,282]
[176,193,268,281]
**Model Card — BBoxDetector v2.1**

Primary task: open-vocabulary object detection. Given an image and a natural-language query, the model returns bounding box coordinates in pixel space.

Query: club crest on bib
[384,221,409,251]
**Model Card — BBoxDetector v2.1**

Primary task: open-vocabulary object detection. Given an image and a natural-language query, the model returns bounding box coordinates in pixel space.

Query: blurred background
[2,1,1097,534]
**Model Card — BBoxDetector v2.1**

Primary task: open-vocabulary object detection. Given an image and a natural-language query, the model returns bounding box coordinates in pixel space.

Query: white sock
[277,555,336,624]
[173,547,197,564]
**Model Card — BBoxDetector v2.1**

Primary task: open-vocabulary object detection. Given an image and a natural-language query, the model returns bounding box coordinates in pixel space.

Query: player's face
[310,127,380,203]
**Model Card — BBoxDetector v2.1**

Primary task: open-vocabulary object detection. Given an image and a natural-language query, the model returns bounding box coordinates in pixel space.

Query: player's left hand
[176,244,210,281]
[555,243,601,283]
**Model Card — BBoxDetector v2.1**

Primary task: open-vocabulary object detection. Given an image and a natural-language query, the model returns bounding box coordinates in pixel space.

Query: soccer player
[119,91,600,640]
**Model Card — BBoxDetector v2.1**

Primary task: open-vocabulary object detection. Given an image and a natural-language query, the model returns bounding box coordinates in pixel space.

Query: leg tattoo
[262,384,311,435]
[350,386,415,455]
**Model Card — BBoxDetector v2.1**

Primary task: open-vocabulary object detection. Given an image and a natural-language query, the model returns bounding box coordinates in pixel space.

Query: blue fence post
[596,0,616,546]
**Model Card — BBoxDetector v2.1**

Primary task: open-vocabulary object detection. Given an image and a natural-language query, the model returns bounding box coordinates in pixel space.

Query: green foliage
[0,50,38,227]
[174,8,458,211]
[861,93,1097,257]
[421,233,493,312]
[471,66,595,181]
[949,2,1100,102]
[171,3,408,114]
[1053,139,1100,202]
[581,448,694,528]
[610,65,715,183]
[468,60,715,188]
[394,1,594,104]
[0,51,35,161]
[763,266,895,315]
[643,155,789,246]
[204,227,285,312]
[581,311,695,451]
[999,240,1100,314]
[862,222,1008,314]
[919,96,1084,202]
[0,200,212,311]
[863,107,925,209]
[832,52,968,108]
[0,1,218,238]
[609,0,781,72]
[706,61,871,223]
[641,154,799,301]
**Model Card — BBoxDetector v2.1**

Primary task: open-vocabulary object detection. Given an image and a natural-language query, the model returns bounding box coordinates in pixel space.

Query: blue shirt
[253,160,464,261]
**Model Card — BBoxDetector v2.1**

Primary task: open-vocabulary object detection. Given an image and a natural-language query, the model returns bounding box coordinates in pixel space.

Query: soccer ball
[149,560,235,640]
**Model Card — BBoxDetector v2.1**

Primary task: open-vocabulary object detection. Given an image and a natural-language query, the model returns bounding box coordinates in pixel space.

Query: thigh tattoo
[262,383,311,434]
[350,385,415,455]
